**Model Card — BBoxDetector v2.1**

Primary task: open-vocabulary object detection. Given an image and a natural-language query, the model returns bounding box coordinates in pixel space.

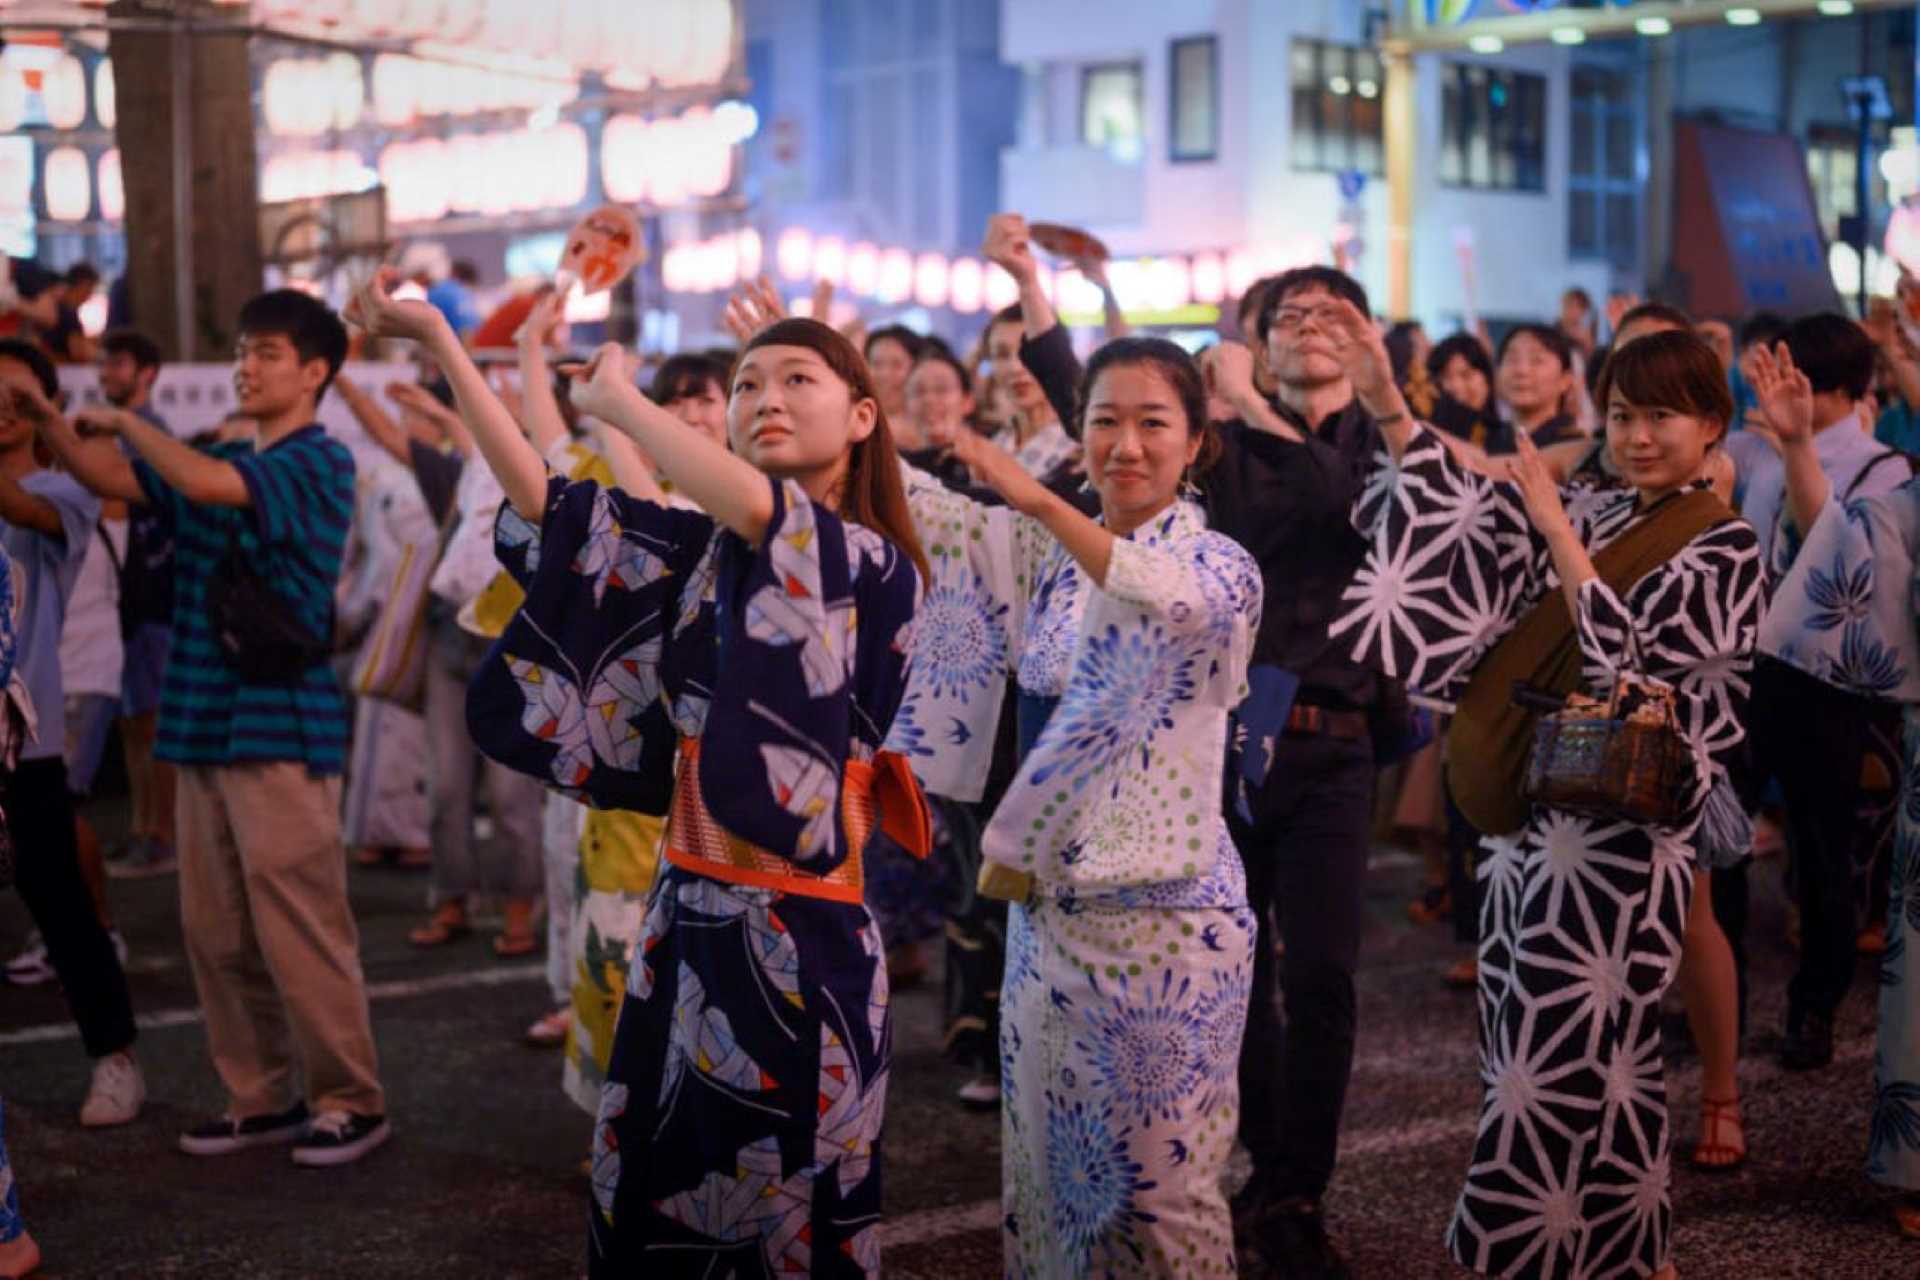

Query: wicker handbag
[1518,671,1691,827]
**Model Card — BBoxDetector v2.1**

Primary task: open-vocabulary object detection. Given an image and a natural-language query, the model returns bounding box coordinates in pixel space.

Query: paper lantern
[0,63,25,134]
[736,227,763,280]
[1145,257,1192,311]
[78,291,106,338]
[371,55,416,125]
[948,257,983,313]
[0,137,33,220]
[813,237,846,287]
[776,227,813,281]
[878,248,912,303]
[1190,251,1225,304]
[846,241,879,297]
[326,52,365,130]
[92,58,115,129]
[682,0,735,85]
[43,145,91,221]
[42,53,86,128]
[97,148,123,221]
[1224,247,1257,298]
[912,253,949,309]
[983,263,1018,311]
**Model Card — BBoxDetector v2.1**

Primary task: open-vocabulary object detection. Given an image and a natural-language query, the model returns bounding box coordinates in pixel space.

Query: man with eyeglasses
[1211,264,1403,1280]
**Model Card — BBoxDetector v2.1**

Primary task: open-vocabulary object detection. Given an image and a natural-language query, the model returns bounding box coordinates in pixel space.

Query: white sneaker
[4,932,53,986]
[80,1050,145,1128]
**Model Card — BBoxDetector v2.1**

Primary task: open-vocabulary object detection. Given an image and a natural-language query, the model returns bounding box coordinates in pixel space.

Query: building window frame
[1080,59,1145,157]
[1168,35,1218,163]
[1439,61,1548,194]
[1567,62,1640,270]
[1289,38,1384,178]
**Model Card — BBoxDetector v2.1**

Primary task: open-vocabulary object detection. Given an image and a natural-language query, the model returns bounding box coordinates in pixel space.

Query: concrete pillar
[108,0,262,361]
[1384,48,1417,318]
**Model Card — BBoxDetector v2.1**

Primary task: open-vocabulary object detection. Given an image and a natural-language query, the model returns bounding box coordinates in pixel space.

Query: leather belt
[1284,703,1368,740]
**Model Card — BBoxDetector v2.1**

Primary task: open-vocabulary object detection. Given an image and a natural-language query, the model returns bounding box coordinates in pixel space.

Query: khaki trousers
[177,762,385,1118]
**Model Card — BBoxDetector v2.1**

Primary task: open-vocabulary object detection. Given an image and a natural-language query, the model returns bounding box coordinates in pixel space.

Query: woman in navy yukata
[349,271,931,1278]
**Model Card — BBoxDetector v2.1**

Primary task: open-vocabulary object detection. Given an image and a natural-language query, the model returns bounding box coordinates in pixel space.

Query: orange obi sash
[662,737,932,903]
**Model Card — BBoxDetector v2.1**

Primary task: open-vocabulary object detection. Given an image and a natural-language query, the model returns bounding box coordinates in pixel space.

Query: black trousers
[1229,731,1376,1203]
[1745,657,1877,1025]
[6,756,136,1058]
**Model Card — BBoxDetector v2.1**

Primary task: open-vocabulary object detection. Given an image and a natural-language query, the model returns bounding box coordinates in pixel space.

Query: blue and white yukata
[893,487,1262,1278]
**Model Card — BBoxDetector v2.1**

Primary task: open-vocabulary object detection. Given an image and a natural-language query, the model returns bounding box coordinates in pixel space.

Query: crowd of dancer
[3,210,1920,1279]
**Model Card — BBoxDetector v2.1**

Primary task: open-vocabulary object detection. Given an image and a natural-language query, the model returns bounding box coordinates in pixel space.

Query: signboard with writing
[1671,120,1840,317]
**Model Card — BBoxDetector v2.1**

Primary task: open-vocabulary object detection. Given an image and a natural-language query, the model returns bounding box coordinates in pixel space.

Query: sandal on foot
[1689,1094,1746,1172]
[493,929,538,958]
[524,1006,571,1048]
[1443,956,1477,989]
[408,904,470,948]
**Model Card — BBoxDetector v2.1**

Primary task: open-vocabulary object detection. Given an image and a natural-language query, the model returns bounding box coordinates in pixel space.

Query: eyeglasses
[1269,304,1340,333]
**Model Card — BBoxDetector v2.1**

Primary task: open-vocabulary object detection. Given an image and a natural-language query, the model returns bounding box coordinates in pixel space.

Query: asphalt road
[0,816,1905,1278]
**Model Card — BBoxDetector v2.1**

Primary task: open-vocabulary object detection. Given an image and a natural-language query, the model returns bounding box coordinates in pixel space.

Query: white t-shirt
[58,516,127,699]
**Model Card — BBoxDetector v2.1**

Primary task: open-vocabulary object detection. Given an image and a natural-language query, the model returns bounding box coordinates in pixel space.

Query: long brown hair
[739,318,930,584]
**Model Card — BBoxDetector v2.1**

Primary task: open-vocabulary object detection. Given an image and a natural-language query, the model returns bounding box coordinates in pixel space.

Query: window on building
[1439,62,1546,192]
[1290,39,1383,176]
[1807,125,1884,240]
[1170,36,1217,163]
[1082,62,1144,161]
[1568,64,1639,270]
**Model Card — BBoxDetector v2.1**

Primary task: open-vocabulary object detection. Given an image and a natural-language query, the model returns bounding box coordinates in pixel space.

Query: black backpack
[205,534,332,684]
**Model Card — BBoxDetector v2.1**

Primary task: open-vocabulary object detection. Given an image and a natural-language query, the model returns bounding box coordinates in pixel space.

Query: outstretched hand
[943,426,1049,514]
[1320,298,1400,415]
[722,276,787,345]
[1747,340,1814,448]
[515,287,564,352]
[567,342,641,423]
[345,268,448,345]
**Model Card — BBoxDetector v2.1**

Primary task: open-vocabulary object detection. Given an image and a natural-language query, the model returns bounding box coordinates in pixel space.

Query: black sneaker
[1250,1198,1352,1280]
[291,1110,391,1167]
[179,1102,311,1156]
[1780,1010,1835,1071]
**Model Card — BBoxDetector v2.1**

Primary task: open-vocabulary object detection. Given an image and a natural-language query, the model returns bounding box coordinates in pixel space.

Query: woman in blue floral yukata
[899,334,1262,1277]
[351,272,930,1278]
[1758,339,1920,1241]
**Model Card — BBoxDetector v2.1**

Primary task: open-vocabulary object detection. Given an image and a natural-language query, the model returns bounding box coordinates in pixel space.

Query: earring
[1179,467,1202,501]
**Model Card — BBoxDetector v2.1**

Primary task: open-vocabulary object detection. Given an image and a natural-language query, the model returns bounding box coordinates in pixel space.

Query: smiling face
[1497,331,1573,420]
[1264,284,1347,389]
[987,318,1049,418]
[1437,353,1490,412]
[98,350,152,408]
[905,358,973,449]
[1605,392,1724,501]
[1084,362,1202,536]
[233,330,327,422]
[727,344,875,494]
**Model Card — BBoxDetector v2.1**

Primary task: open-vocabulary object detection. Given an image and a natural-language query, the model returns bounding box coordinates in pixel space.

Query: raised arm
[983,213,1059,342]
[589,419,666,504]
[569,343,772,543]
[1201,341,1303,443]
[348,269,546,519]
[514,289,570,456]
[944,425,1116,588]
[1080,256,1131,340]
[1749,340,1826,534]
[1325,299,1416,460]
[335,375,412,465]
[15,385,144,504]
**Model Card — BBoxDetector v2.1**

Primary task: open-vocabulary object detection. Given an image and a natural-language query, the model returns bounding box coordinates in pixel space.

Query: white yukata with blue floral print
[890,488,1262,1278]
[1763,476,1920,1194]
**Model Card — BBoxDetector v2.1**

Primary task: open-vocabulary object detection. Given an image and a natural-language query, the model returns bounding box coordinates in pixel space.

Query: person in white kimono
[894,336,1262,1278]
[1755,340,1920,1239]
[337,449,433,866]
[1332,320,1762,1280]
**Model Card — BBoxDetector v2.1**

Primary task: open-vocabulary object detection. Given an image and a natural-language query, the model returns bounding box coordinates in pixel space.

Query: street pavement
[0,815,1905,1278]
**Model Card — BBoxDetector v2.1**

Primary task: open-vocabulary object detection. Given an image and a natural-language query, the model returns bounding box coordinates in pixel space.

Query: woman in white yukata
[1757,341,1920,1239]
[894,337,1262,1278]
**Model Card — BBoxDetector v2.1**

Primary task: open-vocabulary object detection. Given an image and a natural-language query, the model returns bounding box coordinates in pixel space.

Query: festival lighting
[878,248,913,303]
[93,58,115,129]
[41,52,86,129]
[1817,0,1855,14]
[1725,8,1762,25]
[813,236,846,287]
[43,145,91,221]
[948,256,984,314]
[1549,27,1586,45]
[846,241,880,297]
[1466,35,1504,54]
[1190,252,1226,305]
[776,228,814,281]
[1635,16,1673,35]
[912,253,949,309]
[96,149,123,221]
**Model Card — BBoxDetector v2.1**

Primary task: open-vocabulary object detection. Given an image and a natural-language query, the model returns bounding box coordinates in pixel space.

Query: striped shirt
[135,425,355,775]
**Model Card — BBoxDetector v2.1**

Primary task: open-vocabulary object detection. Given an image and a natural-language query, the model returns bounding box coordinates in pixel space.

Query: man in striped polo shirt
[35,289,390,1167]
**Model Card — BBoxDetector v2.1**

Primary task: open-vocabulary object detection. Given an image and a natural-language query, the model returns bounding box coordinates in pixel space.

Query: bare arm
[590,420,666,504]
[0,468,61,536]
[571,345,773,543]
[1325,300,1416,460]
[118,411,251,506]
[946,427,1116,587]
[335,376,412,466]
[349,270,548,519]
[983,214,1059,340]
[1082,258,1130,340]
[515,290,570,456]
[18,388,145,503]
[1750,341,1828,533]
